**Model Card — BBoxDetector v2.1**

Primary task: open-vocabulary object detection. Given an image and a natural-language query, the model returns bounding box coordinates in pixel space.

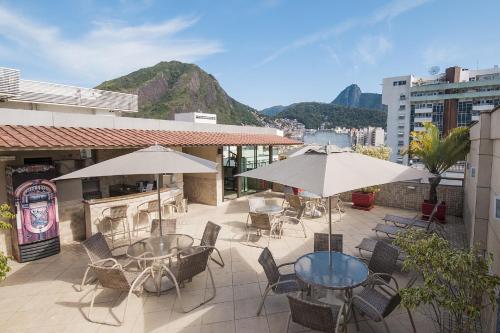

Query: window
[398,80,407,86]
[393,81,398,86]
[398,125,405,130]
[398,140,405,146]
[495,196,500,220]
[399,105,406,110]
[398,115,405,120]
[400,94,406,100]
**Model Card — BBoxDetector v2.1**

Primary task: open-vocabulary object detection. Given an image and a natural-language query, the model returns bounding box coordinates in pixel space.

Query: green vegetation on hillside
[96,61,261,126]
[277,102,387,129]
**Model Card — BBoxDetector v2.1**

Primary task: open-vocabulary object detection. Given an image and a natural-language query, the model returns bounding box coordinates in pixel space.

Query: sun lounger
[383,214,429,228]
[355,238,405,262]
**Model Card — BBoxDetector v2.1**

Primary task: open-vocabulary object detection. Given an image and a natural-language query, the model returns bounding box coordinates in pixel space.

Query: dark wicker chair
[350,275,417,333]
[287,195,303,213]
[200,221,224,267]
[80,232,133,291]
[163,246,216,312]
[256,247,304,315]
[366,240,399,284]
[150,218,177,236]
[247,212,282,246]
[287,293,345,333]
[280,204,307,238]
[85,260,151,326]
[314,233,343,252]
[246,197,266,225]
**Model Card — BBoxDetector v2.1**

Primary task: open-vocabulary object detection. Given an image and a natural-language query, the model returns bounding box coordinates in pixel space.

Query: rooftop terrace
[0,192,467,333]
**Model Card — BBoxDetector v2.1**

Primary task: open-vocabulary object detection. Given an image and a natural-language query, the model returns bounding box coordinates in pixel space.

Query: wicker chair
[84,260,151,326]
[286,195,303,214]
[314,233,343,252]
[150,218,177,236]
[164,193,187,214]
[280,204,307,238]
[162,246,216,312]
[256,247,304,316]
[80,232,133,291]
[246,197,266,225]
[200,221,224,267]
[246,212,282,247]
[350,275,417,333]
[287,293,345,333]
[98,205,131,248]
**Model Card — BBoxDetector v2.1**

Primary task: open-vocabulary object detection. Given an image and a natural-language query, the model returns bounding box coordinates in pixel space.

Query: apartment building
[351,127,385,147]
[383,66,500,164]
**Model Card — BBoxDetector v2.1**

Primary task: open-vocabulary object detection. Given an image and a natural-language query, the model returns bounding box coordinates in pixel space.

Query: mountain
[260,105,286,116]
[96,61,261,126]
[332,84,386,111]
[277,102,387,129]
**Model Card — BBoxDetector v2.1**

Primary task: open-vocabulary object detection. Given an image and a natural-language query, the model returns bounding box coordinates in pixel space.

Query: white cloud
[422,45,459,65]
[0,6,223,84]
[256,0,433,67]
[355,35,393,65]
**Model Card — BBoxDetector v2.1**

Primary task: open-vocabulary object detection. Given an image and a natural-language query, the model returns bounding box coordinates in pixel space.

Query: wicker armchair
[84,260,151,326]
[246,212,282,247]
[286,195,303,214]
[314,233,343,252]
[150,218,177,236]
[365,240,399,284]
[246,197,267,226]
[98,205,131,248]
[287,293,345,333]
[164,193,187,214]
[279,204,307,238]
[200,221,224,267]
[80,232,133,291]
[256,247,304,316]
[350,275,417,333]
[163,246,216,312]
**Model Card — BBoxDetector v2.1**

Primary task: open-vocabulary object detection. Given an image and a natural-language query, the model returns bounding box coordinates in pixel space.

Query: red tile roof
[0,125,300,150]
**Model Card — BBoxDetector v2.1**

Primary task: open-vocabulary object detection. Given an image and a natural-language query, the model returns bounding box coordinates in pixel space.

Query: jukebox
[6,165,60,262]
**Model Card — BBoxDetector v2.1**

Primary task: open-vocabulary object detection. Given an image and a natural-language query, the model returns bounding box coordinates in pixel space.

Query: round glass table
[127,234,194,293]
[294,251,369,305]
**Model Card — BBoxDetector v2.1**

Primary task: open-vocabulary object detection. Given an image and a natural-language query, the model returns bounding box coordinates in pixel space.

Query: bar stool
[135,200,159,237]
[99,205,131,248]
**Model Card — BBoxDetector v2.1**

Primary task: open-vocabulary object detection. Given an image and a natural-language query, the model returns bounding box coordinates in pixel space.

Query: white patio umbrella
[54,144,217,235]
[237,145,430,257]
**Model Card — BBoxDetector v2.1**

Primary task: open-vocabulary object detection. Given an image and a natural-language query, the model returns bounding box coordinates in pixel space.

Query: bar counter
[83,187,182,238]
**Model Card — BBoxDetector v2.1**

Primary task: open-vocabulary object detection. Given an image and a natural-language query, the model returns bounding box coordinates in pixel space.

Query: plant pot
[421,200,446,222]
[352,191,375,211]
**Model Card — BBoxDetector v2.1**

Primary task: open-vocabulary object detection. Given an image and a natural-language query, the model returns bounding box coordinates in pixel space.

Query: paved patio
[0,192,458,333]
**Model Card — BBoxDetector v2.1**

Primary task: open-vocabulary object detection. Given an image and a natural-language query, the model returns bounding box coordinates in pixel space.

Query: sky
[0,0,499,110]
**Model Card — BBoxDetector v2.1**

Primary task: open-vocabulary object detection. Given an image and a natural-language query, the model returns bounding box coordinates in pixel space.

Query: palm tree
[403,122,470,204]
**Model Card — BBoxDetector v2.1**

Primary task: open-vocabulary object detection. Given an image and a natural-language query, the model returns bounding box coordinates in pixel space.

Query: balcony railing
[12,80,138,112]
[0,67,20,98]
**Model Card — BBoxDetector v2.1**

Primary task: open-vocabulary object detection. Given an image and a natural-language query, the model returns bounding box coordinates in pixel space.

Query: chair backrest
[288,195,302,210]
[381,275,417,318]
[144,183,154,192]
[150,218,177,236]
[200,221,221,247]
[369,241,399,281]
[109,205,127,219]
[82,232,113,263]
[249,212,272,231]
[147,200,159,213]
[248,197,266,212]
[258,247,280,286]
[287,294,340,332]
[296,204,307,220]
[313,233,343,252]
[174,193,184,206]
[177,246,211,282]
[89,264,131,291]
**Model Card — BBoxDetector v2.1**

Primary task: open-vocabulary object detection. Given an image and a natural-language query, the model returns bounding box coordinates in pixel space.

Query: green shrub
[0,203,14,281]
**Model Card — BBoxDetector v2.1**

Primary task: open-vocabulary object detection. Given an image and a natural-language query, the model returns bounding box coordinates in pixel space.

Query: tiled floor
[0,192,452,333]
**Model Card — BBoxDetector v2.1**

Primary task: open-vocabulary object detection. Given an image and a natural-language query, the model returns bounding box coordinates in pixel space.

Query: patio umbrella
[237,145,430,257]
[53,144,217,236]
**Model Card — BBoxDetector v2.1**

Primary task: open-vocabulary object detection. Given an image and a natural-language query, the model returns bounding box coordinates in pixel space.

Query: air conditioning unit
[0,67,20,99]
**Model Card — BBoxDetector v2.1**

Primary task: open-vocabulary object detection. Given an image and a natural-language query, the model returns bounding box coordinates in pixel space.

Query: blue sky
[0,0,499,110]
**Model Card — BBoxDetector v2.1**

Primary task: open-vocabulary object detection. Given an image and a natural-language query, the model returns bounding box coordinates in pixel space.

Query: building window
[399,105,406,111]
[400,94,406,100]
[398,140,404,146]
[399,80,407,86]
[398,115,405,120]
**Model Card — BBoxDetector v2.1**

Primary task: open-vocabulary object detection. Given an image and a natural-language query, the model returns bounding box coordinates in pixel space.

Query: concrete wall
[182,146,222,206]
[0,108,282,136]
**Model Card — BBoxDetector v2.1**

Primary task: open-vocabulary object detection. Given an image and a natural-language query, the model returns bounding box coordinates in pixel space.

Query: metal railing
[12,79,138,112]
[0,67,20,98]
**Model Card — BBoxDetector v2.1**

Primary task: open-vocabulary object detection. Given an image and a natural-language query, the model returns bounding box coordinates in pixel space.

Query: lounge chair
[355,238,405,262]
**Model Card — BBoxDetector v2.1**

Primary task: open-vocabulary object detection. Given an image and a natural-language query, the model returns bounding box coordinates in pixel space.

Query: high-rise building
[383,66,500,164]
[351,127,385,147]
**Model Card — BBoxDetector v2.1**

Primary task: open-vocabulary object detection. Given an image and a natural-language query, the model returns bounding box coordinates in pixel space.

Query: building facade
[383,66,500,164]
[351,127,385,147]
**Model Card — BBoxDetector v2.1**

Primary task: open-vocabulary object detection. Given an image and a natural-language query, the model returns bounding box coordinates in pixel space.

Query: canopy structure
[238,145,431,258]
[54,144,218,235]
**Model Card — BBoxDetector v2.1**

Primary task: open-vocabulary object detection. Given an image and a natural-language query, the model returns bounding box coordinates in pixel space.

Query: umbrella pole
[328,196,332,266]
[157,173,163,236]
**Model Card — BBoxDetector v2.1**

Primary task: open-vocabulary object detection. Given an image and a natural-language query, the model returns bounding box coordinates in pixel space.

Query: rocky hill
[332,84,386,111]
[96,61,261,126]
[260,105,286,116]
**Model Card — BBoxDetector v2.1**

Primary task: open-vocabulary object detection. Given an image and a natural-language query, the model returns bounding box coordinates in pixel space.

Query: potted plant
[403,123,470,221]
[0,203,14,281]
[351,145,391,210]
[395,230,500,333]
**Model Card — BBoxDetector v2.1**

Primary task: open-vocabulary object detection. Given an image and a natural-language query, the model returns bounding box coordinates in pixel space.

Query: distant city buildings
[350,127,385,147]
[383,65,500,164]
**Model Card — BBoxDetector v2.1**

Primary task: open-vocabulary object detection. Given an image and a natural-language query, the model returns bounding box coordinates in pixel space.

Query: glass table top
[127,234,194,261]
[294,251,369,290]
[255,205,284,214]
